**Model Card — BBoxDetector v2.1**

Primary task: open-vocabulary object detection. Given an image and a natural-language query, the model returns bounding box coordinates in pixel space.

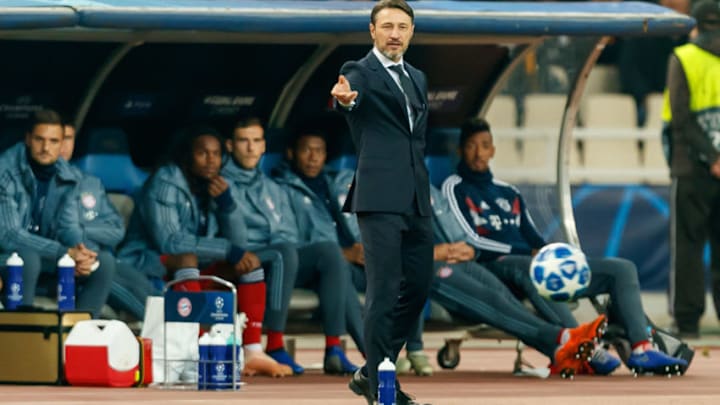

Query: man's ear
[225,138,232,153]
[286,148,294,161]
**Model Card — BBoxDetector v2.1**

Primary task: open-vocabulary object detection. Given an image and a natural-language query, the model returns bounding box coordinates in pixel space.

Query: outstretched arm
[331,74,359,107]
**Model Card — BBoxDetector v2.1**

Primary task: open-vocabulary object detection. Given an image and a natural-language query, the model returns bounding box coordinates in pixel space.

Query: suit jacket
[338,50,431,216]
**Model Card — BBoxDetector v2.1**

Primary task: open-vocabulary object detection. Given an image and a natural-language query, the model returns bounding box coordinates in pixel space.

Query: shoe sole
[348,380,375,405]
[629,363,684,378]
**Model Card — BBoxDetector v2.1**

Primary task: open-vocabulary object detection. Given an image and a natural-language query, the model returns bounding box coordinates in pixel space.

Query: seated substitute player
[116,125,292,377]
[441,117,689,375]
[222,116,357,375]
[57,122,151,321]
[0,109,112,318]
[271,126,366,358]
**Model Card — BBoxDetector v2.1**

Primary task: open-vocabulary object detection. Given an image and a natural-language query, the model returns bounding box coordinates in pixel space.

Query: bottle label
[378,369,396,405]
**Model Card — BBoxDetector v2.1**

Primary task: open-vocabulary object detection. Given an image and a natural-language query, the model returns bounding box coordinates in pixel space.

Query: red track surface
[1,346,718,405]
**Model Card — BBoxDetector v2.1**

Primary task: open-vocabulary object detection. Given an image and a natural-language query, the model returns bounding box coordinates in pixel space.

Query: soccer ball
[530,242,591,302]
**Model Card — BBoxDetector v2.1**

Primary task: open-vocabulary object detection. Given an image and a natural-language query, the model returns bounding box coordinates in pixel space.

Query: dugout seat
[326,154,357,171]
[73,127,148,195]
[425,155,454,188]
[259,152,282,175]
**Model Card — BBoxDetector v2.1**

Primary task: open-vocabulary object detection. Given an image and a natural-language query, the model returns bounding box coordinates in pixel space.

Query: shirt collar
[373,46,404,69]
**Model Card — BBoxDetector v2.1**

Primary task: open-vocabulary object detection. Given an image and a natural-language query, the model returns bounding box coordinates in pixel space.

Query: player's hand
[433,243,450,262]
[70,243,98,276]
[342,243,365,266]
[235,251,261,275]
[208,175,229,198]
[447,242,474,264]
[331,75,358,106]
[710,158,720,179]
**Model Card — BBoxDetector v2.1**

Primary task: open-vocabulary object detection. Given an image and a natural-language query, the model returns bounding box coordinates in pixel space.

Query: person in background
[0,109,112,318]
[57,122,149,321]
[442,117,689,375]
[618,0,689,126]
[117,125,292,377]
[271,125,368,359]
[664,0,720,338]
[222,116,358,376]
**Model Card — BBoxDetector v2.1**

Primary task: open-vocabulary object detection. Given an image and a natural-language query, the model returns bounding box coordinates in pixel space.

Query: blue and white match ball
[530,242,591,302]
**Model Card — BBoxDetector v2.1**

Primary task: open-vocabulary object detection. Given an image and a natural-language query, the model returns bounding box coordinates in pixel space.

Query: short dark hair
[170,124,224,173]
[459,117,492,148]
[233,115,264,133]
[27,109,63,134]
[371,0,414,24]
[693,0,720,33]
[289,124,329,152]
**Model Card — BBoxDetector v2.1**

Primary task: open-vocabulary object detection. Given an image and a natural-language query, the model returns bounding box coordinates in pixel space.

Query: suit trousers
[357,212,433,393]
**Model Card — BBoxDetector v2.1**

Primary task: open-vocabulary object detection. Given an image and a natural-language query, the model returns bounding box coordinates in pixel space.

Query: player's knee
[164,253,199,271]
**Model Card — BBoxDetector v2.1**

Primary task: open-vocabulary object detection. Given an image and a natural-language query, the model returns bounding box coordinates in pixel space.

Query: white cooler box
[64,320,139,387]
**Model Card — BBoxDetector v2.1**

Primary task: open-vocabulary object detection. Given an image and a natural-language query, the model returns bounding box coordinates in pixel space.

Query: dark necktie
[388,64,422,109]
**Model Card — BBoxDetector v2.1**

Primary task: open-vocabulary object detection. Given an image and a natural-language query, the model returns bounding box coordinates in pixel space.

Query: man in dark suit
[330,1,433,404]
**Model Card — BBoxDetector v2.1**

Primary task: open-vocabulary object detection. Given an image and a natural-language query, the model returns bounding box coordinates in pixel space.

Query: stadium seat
[584,65,621,95]
[484,95,517,129]
[644,92,664,130]
[642,137,670,184]
[326,154,357,171]
[581,93,637,128]
[108,193,135,226]
[72,128,148,195]
[425,155,455,188]
[259,152,282,175]
[491,136,522,181]
[523,93,567,128]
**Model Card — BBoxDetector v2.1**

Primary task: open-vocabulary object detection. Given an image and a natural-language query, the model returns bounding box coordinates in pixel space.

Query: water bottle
[209,331,229,390]
[57,254,75,311]
[226,333,243,389]
[5,252,24,310]
[198,332,211,390]
[378,357,396,405]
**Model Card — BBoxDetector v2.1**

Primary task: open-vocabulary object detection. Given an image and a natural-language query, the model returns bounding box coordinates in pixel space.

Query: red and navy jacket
[442,163,546,262]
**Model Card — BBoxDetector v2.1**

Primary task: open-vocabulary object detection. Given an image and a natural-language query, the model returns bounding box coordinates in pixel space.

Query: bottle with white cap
[197,332,212,390]
[5,252,24,310]
[208,329,229,390]
[378,357,396,405]
[57,253,75,311]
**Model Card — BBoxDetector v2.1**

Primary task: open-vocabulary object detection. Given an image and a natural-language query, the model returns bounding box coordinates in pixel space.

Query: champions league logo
[8,283,22,301]
[210,293,231,322]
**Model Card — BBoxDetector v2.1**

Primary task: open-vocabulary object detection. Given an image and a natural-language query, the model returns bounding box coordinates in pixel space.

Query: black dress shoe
[397,389,431,405]
[348,369,375,405]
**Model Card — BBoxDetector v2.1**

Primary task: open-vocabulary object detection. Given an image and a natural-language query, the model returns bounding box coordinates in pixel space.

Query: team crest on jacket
[81,192,97,209]
[495,198,511,212]
[438,266,453,278]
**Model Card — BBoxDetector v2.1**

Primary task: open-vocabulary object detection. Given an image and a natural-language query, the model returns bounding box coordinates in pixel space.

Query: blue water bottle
[378,357,396,405]
[5,252,24,310]
[198,332,211,390]
[57,253,75,311]
[209,331,229,390]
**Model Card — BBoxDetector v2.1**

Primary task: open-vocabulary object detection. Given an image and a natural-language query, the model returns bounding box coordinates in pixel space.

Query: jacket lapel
[366,51,412,131]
